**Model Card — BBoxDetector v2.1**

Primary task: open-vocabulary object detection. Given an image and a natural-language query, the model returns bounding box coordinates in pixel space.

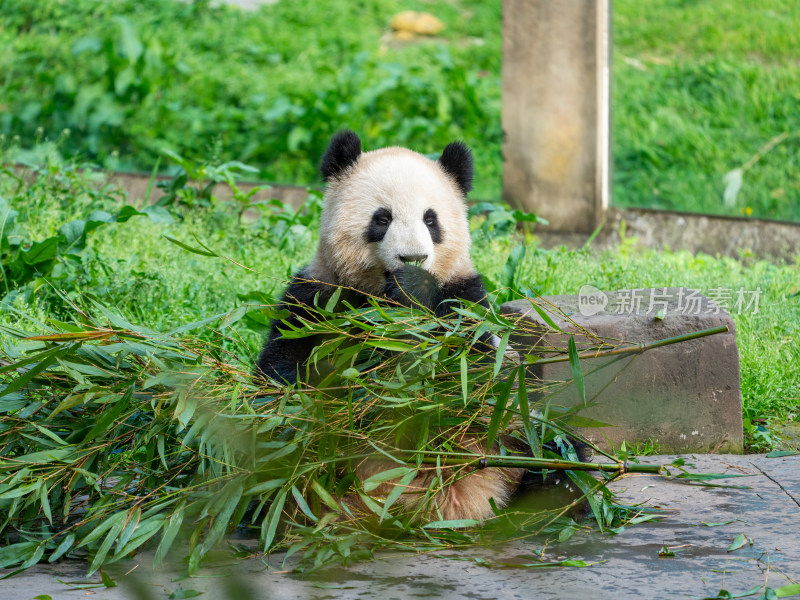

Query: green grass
[1,0,799,220]
[3,159,798,435]
[613,0,800,220]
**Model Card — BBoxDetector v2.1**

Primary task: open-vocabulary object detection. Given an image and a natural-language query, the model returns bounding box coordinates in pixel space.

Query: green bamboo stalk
[532,324,729,365]
[385,324,731,385]
[397,450,662,474]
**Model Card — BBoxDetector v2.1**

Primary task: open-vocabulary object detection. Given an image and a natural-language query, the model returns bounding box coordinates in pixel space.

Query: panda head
[312,131,475,295]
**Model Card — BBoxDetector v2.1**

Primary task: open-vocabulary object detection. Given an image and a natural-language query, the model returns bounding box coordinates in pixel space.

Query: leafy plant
[0,271,741,576]
[469,203,546,305]
[0,165,173,309]
[0,286,677,575]
[469,202,546,241]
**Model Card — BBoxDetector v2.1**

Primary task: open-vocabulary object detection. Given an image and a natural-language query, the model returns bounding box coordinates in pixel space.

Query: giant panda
[256,131,537,521]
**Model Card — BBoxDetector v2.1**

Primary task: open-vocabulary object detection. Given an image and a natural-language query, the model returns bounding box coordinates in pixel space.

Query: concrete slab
[501,289,744,453]
[4,455,798,600]
[535,206,800,264]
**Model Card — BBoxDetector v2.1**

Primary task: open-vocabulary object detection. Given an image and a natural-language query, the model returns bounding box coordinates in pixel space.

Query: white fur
[311,147,475,295]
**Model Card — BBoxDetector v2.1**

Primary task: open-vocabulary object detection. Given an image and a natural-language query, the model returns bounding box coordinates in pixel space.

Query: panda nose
[399,254,428,265]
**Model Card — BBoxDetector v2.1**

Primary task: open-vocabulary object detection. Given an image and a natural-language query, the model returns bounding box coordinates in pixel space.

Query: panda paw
[383,265,442,311]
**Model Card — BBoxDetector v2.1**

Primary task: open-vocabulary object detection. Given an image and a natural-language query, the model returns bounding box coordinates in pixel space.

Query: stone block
[501,288,743,453]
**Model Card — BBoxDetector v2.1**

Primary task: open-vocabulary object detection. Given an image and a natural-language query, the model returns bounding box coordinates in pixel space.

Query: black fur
[423,208,442,244]
[320,130,362,181]
[364,208,392,243]
[255,270,364,384]
[438,141,474,196]
[437,273,489,315]
[383,265,443,311]
[257,268,488,384]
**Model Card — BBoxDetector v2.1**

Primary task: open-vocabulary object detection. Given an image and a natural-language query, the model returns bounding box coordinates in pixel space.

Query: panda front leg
[383,265,491,315]
[255,271,339,385]
[377,266,527,520]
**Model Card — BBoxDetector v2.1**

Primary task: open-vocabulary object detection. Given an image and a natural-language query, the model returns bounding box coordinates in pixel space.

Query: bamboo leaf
[19,542,46,570]
[0,346,65,375]
[262,488,288,551]
[363,467,415,493]
[379,468,418,523]
[89,513,127,575]
[83,386,133,443]
[486,372,516,451]
[25,330,115,342]
[0,482,41,500]
[775,584,800,598]
[492,329,511,379]
[79,512,127,549]
[516,365,541,457]
[116,506,142,552]
[154,502,185,567]
[49,533,76,563]
[30,424,68,446]
[163,235,218,257]
[528,301,565,334]
[365,340,414,352]
[324,287,342,313]
[291,485,318,522]
[309,480,340,512]
[0,348,66,398]
[100,568,117,588]
[10,447,77,465]
[727,533,747,552]
[423,519,481,529]
[247,478,288,496]
[39,482,52,525]
[115,517,164,558]
[0,542,38,569]
[567,336,586,405]
[199,481,244,556]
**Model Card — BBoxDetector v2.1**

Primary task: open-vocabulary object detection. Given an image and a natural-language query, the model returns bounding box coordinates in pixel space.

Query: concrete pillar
[502,0,611,233]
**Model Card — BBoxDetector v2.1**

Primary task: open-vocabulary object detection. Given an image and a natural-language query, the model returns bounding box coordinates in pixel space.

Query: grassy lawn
[3,159,798,445]
[1,0,799,220]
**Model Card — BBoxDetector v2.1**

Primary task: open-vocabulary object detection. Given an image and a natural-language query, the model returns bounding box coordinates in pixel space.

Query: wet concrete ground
[4,454,798,600]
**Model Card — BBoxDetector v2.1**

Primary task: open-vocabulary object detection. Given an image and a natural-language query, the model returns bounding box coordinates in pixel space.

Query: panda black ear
[320,130,362,181]
[438,141,473,196]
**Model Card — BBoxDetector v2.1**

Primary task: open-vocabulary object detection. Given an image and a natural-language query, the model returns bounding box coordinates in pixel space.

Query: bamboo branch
[531,324,729,366]
[396,450,663,475]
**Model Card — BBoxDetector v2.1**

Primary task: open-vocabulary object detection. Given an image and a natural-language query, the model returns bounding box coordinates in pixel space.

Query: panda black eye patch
[423,209,443,244]
[365,208,393,243]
